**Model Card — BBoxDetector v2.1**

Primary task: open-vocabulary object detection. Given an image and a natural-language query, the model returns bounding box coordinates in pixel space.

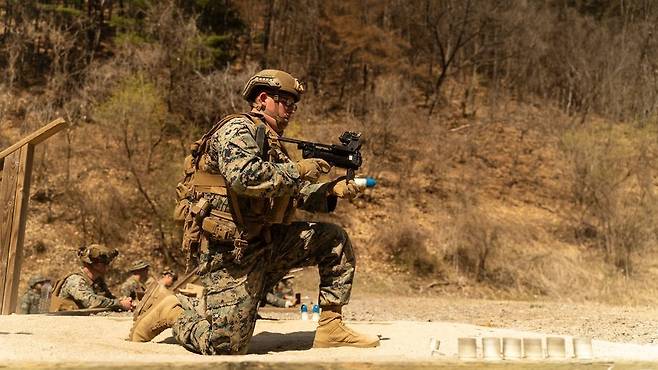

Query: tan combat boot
[313,305,380,348]
[129,286,183,342]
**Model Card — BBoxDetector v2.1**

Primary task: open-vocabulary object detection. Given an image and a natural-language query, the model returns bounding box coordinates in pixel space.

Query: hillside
[3,0,658,307]
[6,87,658,307]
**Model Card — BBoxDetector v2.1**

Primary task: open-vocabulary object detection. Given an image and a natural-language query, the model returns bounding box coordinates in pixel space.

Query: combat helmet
[161,268,178,281]
[28,275,50,288]
[241,69,304,103]
[77,244,119,265]
[128,260,150,272]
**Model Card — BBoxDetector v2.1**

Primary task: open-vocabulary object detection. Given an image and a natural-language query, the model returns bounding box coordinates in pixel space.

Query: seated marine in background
[264,275,295,308]
[49,244,132,312]
[19,275,51,314]
[120,260,151,301]
[158,269,178,289]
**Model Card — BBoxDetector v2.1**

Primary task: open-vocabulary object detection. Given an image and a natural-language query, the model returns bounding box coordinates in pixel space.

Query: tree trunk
[261,0,275,69]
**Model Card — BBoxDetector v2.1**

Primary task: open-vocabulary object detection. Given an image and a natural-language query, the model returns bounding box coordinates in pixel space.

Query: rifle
[278,131,363,181]
[47,307,114,316]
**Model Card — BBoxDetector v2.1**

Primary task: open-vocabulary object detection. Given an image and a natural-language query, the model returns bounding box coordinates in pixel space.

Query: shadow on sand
[248,330,315,354]
[156,336,178,345]
[155,330,315,354]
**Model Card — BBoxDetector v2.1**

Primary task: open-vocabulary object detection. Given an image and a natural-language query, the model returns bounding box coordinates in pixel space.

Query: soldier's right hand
[295,158,331,182]
[331,179,361,200]
[120,297,133,311]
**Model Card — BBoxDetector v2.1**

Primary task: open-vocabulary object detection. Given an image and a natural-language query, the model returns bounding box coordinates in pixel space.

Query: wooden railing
[0,118,67,314]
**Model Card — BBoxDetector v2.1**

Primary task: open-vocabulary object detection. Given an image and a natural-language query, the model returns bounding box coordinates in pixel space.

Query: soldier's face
[90,262,109,276]
[161,275,174,287]
[264,93,296,132]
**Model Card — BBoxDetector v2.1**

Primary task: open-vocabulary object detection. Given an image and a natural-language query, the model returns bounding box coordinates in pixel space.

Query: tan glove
[296,158,331,182]
[331,180,361,200]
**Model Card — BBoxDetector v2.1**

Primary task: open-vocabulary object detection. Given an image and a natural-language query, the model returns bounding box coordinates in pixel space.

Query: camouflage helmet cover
[28,275,50,288]
[77,244,119,265]
[127,260,150,272]
[242,69,304,103]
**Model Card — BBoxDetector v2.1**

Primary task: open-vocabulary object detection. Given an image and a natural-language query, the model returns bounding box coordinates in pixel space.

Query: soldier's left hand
[331,179,361,200]
[119,297,133,311]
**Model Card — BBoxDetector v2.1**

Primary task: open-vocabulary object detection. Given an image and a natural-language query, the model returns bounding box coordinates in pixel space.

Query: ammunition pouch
[173,198,190,223]
[197,209,252,265]
[191,197,211,223]
[180,171,228,270]
[201,211,238,240]
[173,155,197,222]
[182,210,202,257]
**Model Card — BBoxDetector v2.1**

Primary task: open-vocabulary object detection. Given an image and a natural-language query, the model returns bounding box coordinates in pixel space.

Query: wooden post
[0,118,66,314]
[0,150,21,311]
[0,144,34,314]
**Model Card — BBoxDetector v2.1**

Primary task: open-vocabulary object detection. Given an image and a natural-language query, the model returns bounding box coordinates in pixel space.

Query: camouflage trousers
[171,221,355,355]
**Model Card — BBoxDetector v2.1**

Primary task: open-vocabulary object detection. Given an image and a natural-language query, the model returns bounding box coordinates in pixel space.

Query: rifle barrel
[279,137,334,150]
[278,137,304,145]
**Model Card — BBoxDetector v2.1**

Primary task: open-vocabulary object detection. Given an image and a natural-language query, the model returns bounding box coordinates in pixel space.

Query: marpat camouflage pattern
[171,115,355,354]
[19,289,42,314]
[58,272,121,309]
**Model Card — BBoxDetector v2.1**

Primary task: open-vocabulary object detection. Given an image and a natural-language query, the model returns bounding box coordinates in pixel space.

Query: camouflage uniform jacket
[57,269,121,309]
[206,114,337,240]
[19,288,42,314]
[171,114,353,354]
[120,275,146,301]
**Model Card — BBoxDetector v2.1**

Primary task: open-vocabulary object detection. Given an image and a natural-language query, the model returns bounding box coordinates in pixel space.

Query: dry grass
[561,123,658,275]
[6,46,658,306]
[379,216,436,277]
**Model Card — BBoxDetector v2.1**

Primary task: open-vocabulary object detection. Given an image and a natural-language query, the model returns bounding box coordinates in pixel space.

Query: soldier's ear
[256,91,269,106]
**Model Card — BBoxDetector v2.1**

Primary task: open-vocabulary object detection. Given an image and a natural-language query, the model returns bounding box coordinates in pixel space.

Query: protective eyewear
[92,256,114,264]
[272,94,297,112]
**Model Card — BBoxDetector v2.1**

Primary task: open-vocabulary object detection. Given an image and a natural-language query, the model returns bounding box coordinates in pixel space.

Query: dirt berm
[2,312,658,369]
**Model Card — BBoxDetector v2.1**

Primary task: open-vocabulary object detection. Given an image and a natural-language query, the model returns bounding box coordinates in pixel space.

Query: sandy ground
[339,296,658,345]
[290,269,658,345]
[3,297,658,368]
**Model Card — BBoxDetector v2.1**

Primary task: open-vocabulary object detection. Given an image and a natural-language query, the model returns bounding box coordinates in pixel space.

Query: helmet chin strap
[274,114,288,132]
[260,108,287,135]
